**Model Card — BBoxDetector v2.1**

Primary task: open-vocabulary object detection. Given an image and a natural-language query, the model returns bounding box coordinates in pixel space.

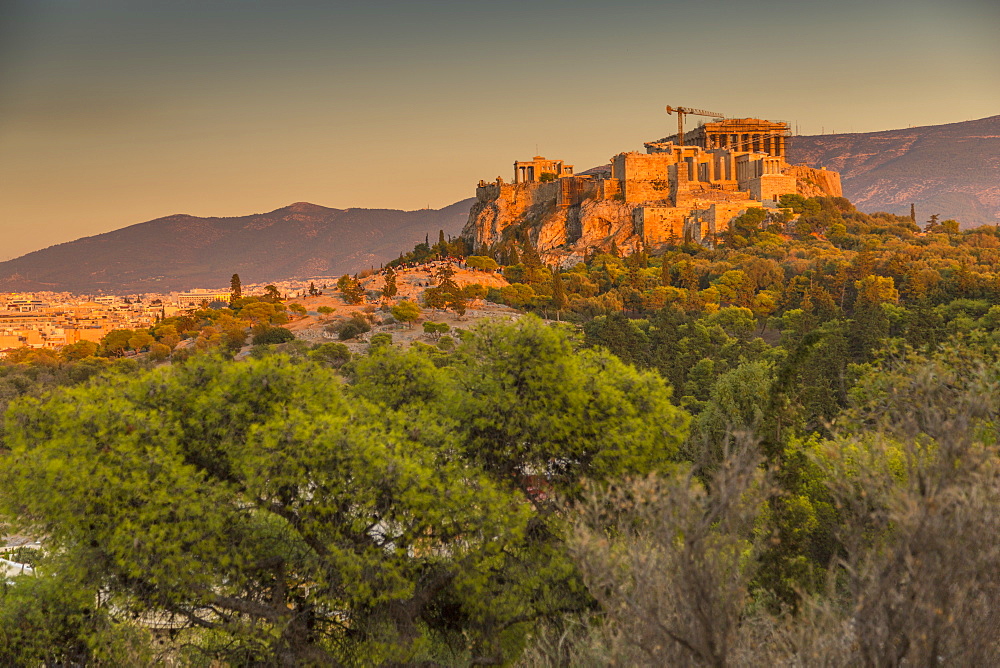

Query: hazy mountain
[0,200,475,293]
[787,115,1000,228]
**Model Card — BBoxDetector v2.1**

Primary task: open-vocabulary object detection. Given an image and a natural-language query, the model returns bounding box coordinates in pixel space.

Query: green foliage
[251,325,296,345]
[422,321,450,339]
[391,300,421,328]
[368,332,393,350]
[466,255,499,271]
[0,317,692,664]
[327,315,371,340]
[337,274,365,304]
[308,342,352,367]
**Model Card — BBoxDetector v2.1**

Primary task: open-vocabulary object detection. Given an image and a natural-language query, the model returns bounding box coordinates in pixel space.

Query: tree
[450,316,689,494]
[466,256,499,272]
[0,355,525,665]
[127,332,155,352]
[251,325,296,345]
[61,340,98,361]
[262,284,282,302]
[382,266,398,300]
[422,321,449,340]
[368,332,393,351]
[391,300,421,328]
[1,322,691,664]
[230,273,242,303]
[98,329,135,357]
[551,271,568,316]
[551,444,764,666]
[308,342,351,368]
[337,274,365,305]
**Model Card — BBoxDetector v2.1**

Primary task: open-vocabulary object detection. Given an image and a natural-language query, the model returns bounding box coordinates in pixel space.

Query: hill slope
[0,200,474,293]
[786,115,1000,227]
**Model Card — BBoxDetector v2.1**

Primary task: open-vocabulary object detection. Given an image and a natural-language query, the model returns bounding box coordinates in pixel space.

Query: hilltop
[0,200,474,294]
[786,114,1000,227]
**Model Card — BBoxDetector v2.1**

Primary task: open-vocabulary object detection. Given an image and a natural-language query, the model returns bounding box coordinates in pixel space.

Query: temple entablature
[647,118,790,157]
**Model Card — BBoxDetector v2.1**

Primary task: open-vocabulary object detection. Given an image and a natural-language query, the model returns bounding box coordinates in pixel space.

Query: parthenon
[646,118,790,157]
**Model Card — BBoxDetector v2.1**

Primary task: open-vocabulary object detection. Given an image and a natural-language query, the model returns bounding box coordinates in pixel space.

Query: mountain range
[0,200,473,294]
[1,115,997,294]
[786,114,1000,227]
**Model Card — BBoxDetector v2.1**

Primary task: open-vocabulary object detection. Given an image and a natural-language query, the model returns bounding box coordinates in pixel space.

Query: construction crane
[665,105,725,146]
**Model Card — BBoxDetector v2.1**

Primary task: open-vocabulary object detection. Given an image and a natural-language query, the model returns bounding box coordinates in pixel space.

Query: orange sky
[1,0,998,260]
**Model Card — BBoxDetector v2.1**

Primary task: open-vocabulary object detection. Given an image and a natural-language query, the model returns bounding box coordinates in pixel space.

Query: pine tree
[230,274,242,303]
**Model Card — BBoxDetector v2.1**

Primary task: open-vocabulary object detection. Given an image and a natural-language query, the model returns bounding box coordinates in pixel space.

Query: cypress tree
[230,273,242,303]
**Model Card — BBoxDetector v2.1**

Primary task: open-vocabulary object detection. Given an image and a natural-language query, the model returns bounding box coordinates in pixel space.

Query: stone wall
[623,179,673,204]
[749,174,798,202]
[634,206,688,245]
[786,165,843,198]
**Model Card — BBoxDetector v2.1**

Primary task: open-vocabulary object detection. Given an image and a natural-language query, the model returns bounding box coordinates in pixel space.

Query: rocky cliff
[462,181,642,266]
[461,164,840,266]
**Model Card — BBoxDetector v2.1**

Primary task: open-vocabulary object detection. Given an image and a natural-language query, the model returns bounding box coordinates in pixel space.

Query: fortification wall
[750,174,798,202]
[623,179,673,204]
[786,165,843,198]
[612,152,676,181]
[634,206,688,245]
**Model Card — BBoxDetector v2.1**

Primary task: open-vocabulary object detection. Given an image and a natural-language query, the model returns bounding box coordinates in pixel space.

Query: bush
[251,326,296,346]
[326,315,371,341]
[309,342,352,368]
[369,333,393,351]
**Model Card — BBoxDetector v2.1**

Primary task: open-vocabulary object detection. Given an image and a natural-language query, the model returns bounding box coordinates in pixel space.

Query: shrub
[326,315,371,341]
[308,342,352,368]
[369,333,393,351]
[251,326,296,345]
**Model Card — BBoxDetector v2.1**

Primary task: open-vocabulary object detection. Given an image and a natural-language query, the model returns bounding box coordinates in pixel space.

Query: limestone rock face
[461,185,642,266]
[786,165,844,199]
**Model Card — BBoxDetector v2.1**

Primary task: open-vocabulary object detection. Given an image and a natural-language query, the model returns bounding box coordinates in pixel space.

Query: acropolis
[462,114,842,261]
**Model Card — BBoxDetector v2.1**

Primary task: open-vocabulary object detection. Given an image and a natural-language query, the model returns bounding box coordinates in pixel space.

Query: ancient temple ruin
[513,156,574,183]
[463,115,842,261]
